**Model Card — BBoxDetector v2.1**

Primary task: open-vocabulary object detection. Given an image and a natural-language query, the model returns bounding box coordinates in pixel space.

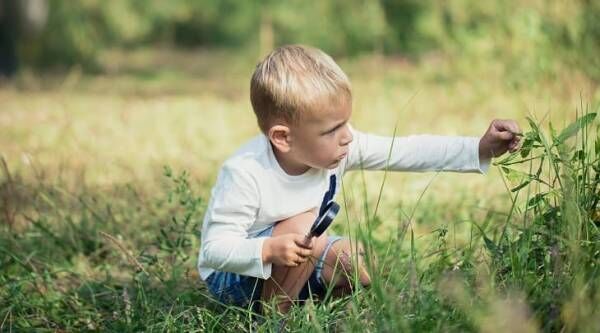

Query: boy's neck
[270,143,312,176]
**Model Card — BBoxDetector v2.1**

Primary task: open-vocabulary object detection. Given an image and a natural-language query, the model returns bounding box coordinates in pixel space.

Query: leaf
[526,130,540,143]
[571,149,585,163]
[555,113,597,144]
[549,121,557,142]
[371,215,383,229]
[526,117,538,132]
[542,207,559,223]
[511,178,532,192]
[483,235,500,257]
[473,223,500,257]
[520,137,533,158]
[501,166,532,192]
[163,165,173,177]
[495,152,517,166]
[504,167,529,183]
[526,193,546,210]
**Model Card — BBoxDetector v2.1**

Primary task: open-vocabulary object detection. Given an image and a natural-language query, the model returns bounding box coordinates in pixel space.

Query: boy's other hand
[263,234,314,267]
[479,119,522,160]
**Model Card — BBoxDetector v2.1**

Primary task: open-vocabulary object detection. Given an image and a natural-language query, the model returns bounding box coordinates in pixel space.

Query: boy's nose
[340,126,353,146]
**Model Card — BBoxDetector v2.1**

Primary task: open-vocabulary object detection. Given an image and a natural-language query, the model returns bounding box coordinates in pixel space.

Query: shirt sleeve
[199,163,271,279]
[345,127,490,174]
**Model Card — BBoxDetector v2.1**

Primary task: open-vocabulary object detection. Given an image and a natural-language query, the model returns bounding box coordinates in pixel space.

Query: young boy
[197,45,521,313]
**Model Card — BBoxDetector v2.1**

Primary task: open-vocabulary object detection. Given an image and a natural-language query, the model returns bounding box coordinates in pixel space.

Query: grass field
[1,48,598,332]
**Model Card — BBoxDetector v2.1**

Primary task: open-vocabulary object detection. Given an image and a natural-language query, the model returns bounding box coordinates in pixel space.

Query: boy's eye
[322,128,337,136]
[322,122,346,136]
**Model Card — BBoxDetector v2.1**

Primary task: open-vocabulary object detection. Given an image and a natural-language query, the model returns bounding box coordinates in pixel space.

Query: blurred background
[1,1,599,330]
[2,0,599,226]
[1,0,598,191]
[1,0,599,77]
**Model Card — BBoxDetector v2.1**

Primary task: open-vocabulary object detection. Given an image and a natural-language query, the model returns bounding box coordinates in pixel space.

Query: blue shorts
[204,225,343,309]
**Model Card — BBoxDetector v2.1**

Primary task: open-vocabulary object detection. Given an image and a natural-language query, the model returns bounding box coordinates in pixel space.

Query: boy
[197,45,521,313]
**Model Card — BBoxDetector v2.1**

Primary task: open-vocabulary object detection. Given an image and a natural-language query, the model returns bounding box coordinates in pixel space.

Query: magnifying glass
[306,201,340,239]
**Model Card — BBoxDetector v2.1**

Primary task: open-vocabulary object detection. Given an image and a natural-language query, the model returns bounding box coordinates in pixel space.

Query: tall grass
[1,49,598,330]
[1,106,597,331]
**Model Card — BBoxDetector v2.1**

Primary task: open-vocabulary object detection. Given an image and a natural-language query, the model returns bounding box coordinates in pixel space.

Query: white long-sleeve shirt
[197,126,490,280]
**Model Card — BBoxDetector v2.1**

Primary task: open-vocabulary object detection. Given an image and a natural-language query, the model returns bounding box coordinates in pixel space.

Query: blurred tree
[0,0,19,77]
[269,0,385,56]
[380,0,431,55]
[0,0,47,77]
[259,1,275,57]
[5,0,598,81]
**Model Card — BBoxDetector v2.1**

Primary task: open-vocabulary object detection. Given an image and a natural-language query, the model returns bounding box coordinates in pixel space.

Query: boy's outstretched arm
[478,119,522,160]
[342,120,521,175]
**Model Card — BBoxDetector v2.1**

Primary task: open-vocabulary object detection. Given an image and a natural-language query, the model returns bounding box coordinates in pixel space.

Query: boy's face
[287,98,353,170]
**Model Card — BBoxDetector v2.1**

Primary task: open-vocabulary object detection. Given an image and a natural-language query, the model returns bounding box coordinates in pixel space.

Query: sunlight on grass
[1,49,598,331]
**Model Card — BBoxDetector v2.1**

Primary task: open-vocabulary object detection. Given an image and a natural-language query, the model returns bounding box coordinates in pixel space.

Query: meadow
[1,48,598,332]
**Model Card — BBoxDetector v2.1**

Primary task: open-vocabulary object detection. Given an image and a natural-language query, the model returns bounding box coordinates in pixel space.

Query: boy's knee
[331,240,371,288]
[274,209,317,235]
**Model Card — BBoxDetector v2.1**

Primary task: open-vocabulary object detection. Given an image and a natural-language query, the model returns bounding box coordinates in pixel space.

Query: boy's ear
[268,125,291,153]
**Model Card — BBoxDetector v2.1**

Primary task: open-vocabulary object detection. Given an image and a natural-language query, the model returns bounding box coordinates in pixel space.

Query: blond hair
[250,45,352,133]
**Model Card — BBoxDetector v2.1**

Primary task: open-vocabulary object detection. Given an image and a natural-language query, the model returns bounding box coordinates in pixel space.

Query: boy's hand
[263,234,314,267]
[479,119,522,160]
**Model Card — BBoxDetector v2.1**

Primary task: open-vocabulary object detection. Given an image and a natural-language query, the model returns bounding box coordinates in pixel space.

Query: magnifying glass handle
[304,233,314,243]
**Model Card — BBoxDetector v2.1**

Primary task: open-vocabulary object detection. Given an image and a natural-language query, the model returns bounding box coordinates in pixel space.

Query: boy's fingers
[492,119,510,131]
[309,237,316,248]
[511,138,521,146]
[510,139,522,152]
[502,120,521,134]
[493,119,522,137]
[297,247,312,258]
[294,234,313,249]
[512,124,522,135]
[495,130,513,141]
[296,255,308,263]
[509,120,522,134]
[510,136,522,148]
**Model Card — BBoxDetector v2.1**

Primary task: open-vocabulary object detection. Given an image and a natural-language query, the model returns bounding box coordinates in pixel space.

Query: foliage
[1,99,598,330]
[13,0,600,81]
[490,109,599,331]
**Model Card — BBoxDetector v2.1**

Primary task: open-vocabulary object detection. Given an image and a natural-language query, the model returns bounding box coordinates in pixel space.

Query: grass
[1,48,599,331]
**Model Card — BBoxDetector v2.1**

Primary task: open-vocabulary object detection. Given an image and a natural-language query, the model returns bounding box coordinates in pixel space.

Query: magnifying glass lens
[309,201,339,238]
